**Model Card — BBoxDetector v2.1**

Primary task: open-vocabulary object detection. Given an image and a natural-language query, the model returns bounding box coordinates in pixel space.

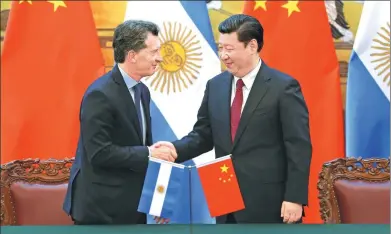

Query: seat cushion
[334,180,390,224]
[11,182,73,225]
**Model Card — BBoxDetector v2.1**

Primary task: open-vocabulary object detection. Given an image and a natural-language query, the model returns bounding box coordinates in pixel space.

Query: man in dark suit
[154,14,312,224]
[62,20,177,225]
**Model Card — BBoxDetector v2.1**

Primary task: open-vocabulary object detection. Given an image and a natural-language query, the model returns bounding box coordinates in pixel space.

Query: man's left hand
[281,201,302,223]
[154,216,170,224]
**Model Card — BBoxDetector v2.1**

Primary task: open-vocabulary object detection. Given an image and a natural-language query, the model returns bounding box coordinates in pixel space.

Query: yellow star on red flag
[47,1,67,12]
[281,0,300,17]
[19,0,32,4]
[196,155,245,216]
[220,164,229,173]
[254,1,267,11]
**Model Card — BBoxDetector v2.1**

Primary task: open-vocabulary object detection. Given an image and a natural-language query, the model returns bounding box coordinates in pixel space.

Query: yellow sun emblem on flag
[144,21,203,94]
[370,21,390,86]
[156,185,165,194]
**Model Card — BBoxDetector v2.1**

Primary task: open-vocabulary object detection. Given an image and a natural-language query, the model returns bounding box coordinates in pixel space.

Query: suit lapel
[111,65,143,143]
[232,64,270,150]
[218,73,234,150]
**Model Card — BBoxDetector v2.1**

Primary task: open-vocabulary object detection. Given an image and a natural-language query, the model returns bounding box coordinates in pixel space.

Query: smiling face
[113,20,163,80]
[218,32,258,78]
[129,32,163,78]
[217,14,264,78]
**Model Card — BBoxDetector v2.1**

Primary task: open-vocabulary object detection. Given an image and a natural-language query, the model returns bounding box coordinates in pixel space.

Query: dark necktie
[133,83,143,138]
[230,79,244,142]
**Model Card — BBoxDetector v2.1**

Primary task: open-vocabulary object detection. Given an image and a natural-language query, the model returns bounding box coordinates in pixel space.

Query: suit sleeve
[279,79,312,206]
[80,90,149,172]
[173,81,214,163]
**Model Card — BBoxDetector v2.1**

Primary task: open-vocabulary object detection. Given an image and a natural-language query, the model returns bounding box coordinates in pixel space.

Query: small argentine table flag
[138,157,185,219]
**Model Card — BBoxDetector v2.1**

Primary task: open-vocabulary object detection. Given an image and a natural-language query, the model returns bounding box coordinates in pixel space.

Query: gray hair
[113,20,160,63]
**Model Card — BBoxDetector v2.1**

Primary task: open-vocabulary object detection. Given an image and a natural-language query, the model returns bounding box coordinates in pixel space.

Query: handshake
[148,141,178,162]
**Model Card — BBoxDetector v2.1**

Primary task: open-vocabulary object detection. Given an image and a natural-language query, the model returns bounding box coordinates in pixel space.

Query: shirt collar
[233,59,262,90]
[118,65,138,90]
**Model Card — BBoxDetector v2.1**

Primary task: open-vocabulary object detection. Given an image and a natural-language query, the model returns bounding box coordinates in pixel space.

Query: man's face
[218,32,253,77]
[132,32,162,78]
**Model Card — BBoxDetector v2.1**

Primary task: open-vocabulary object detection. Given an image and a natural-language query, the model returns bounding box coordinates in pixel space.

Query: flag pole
[189,165,193,234]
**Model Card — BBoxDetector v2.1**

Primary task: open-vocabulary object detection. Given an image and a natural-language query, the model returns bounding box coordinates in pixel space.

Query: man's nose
[219,52,228,60]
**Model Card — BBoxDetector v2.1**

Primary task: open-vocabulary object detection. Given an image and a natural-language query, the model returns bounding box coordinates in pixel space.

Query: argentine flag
[123,1,221,224]
[346,1,390,158]
[138,157,185,218]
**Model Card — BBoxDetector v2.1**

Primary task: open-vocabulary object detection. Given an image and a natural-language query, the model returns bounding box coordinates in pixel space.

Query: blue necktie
[133,84,143,139]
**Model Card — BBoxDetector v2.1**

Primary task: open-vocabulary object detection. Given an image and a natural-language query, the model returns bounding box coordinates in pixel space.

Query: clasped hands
[149,141,177,163]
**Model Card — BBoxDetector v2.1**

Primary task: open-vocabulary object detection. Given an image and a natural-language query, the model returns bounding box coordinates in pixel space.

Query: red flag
[196,155,245,217]
[243,1,345,223]
[1,1,105,164]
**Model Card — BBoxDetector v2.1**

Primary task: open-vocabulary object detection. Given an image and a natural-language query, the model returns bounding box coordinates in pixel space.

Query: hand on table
[154,216,170,224]
[281,201,302,224]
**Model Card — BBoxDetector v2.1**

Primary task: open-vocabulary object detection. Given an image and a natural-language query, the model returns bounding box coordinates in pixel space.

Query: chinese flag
[1,1,104,163]
[197,155,245,217]
[243,1,345,223]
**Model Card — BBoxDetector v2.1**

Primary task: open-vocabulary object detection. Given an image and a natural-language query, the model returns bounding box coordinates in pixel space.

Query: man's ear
[127,50,137,63]
[249,39,258,54]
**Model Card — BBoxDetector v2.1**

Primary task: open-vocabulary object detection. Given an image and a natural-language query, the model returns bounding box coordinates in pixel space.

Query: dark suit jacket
[173,62,312,223]
[63,65,153,224]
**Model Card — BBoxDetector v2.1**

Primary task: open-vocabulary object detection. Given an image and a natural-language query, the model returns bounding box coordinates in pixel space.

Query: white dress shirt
[231,59,262,113]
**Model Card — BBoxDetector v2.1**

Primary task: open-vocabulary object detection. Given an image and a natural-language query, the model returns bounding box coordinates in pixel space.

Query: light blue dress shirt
[118,66,147,146]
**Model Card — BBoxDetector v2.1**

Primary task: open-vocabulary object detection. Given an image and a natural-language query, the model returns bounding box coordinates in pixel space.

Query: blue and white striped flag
[138,157,185,218]
[346,1,390,158]
[123,0,220,224]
